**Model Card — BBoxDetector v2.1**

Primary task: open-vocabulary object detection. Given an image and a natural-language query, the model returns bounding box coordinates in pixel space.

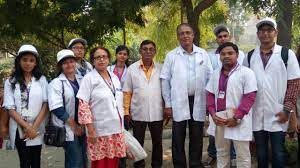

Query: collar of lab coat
[253,43,281,69]
[58,73,82,82]
[177,44,201,56]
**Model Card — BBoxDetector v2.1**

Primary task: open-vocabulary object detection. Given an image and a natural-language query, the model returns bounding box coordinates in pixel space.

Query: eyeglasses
[258,28,275,33]
[94,55,109,61]
[178,31,193,37]
[141,47,156,53]
[72,46,85,50]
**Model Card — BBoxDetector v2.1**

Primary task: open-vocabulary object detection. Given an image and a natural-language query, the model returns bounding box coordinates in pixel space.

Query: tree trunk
[276,0,293,48]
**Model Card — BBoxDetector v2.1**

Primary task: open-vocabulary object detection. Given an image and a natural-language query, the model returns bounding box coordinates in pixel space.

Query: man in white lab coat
[206,42,257,168]
[244,17,300,167]
[160,23,213,168]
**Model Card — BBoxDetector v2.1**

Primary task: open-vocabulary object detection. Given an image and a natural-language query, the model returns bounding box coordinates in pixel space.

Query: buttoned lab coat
[123,61,163,122]
[48,73,82,141]
[209,50,245,70]
[206,65,257,141]
[76,69,124,137]
[160,45,213,122]
[243,44,300,132]
[108,64,127,88]
[3,76,48,148]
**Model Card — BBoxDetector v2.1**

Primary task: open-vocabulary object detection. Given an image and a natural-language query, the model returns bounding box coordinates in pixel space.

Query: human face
[177,25,194,48]
[93,49,109,71]
[220,46,238,68]
[61,58,76,75]
[257,25,277,44]
[71,43,85,59]
[116,50,128,63]
[216,31,230,45]
[20,53,37,74]
[139,43,156,63]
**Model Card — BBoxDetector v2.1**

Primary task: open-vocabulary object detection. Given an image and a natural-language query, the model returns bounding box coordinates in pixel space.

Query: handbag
[0,95,9,137]
[44,81,66,147]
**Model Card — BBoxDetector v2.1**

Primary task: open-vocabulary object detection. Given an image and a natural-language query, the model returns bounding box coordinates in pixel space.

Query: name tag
[22,109,34,117]
[218,91,225,99]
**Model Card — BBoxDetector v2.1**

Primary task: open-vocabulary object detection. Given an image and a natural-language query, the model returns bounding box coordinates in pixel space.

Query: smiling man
[244,17,300,167]
[160,23,213,167]
[206,42,257,168]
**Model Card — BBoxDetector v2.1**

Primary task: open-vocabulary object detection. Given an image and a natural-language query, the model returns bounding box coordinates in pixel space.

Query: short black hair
[89,46,111,63]
[217,42,239,54]
[139,40,156,49]
[176,23,194,34]
[215,28,229,36]
[116,45,130,55]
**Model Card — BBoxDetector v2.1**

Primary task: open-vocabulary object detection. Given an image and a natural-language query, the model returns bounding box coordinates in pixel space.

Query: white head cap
[68,38,87,49]
[17,44,39,57]
[57,49,75,63]
[256,17,277,29]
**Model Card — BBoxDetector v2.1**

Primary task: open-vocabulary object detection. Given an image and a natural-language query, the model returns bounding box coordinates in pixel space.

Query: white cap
[57,49,75,63]
[213,24,230,36]
[17,44,39,57]
[68,38,87,49]
[256,17,277,29]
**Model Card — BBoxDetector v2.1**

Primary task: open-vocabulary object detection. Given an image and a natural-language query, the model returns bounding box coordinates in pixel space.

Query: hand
[24,126,38,139]
[289,112,298,133]
[87,124,97,144]
[226,118,238,127]
[164,108,172,126]
[74,124,84,136]
[275,112,289,123]
[124,114,131,124]
[211,114,227,126]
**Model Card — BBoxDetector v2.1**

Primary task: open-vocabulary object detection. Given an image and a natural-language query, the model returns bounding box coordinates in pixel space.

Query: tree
[181,0,217,46]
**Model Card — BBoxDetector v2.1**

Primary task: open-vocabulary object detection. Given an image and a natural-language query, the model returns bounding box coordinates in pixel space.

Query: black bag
[44,81,66,147]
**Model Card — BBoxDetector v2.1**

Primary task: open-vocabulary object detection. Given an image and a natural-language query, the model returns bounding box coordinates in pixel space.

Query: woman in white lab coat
[48,49,87,168]
[77,46,126,168]
[107,45,129,88]
[3,44,48,168]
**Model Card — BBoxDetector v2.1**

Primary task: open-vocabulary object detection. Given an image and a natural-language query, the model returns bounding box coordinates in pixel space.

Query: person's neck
[65,72,75,81]
[223,63,237,75]
[98,69,109,79]
[182,44,193,54]
[260,42,275,52]
[76,58,83,64]
[116,61,125,69]
[23,72,32,85]
[142,59,153,69]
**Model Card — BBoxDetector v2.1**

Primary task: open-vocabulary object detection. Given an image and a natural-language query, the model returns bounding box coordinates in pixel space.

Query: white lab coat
[107,64,127,88]
[76,69,124,136]
[206,65,257,141]
[123,61,163,122]
[243,44,300,132]
[48,73,82,141]
[160,45,213,122]
[3,76,48,148]
[208,49,245,70]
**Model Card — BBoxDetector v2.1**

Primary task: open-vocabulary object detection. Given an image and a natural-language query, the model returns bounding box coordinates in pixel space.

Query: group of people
[1,16,300,168]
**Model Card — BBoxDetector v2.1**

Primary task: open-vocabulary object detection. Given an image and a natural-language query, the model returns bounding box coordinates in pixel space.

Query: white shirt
[3,76,48,148]
[160,44,213,122]
[209,49,245,70]
[206,65,257,141]
[123,61,163,122]
[48,73,82,141]
[76,69,124,136]
[243,44,300,132]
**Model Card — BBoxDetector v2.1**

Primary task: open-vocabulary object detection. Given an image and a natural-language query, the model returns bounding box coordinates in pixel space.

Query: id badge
[218,91,225,99]
[22,108,34,117]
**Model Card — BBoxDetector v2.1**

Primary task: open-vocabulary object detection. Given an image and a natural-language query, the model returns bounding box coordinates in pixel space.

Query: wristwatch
[233,116,241,124]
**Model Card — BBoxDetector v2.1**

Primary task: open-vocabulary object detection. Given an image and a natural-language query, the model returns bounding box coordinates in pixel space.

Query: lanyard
[99,72,116,97]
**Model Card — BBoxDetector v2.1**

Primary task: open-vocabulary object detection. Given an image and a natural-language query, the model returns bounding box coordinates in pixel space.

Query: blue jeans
[253,130,286,168]
[207,135,236,159]
[63,135,88,168]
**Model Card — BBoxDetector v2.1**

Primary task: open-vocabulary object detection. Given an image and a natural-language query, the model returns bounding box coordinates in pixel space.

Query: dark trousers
[254,130,286,168]
[298,133,300,166]
[172,96,204,168]
[15,130,42,168]
[133,120,163,168]
[63,135,88,168]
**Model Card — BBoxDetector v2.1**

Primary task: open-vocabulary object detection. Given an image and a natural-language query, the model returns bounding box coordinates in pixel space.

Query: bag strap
[247,49,255,67]
[281,47,289,68]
